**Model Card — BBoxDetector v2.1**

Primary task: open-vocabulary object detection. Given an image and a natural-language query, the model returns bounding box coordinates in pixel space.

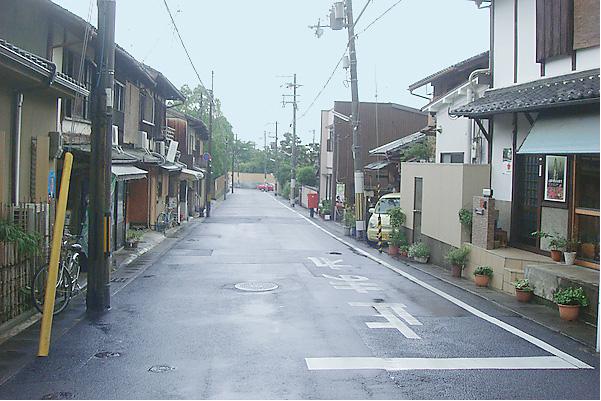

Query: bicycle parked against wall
[156,208,178,232]
[30,234,83,315]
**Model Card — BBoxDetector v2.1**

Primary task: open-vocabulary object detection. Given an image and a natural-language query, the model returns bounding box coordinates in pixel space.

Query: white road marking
[307,257,350,270]
[350,302,422,339]
[305,356,580,371]
[322,274,382,293]
[271,198,594,370]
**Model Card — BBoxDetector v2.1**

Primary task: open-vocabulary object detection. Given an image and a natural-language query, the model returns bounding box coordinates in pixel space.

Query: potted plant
[319,200,332,220]
[563,238,580,265]
[342,207,355,236]
[388,207,407,229]
[513,279,534,302]
[445,245,470,278]
[408,242,430,263]
[388,229,406,256]
[473,266,493,287]
[458,208,473,242]
[399,244,409,257]
[126,229,143,249]
[553,287,589,321]
[531,231,565,262]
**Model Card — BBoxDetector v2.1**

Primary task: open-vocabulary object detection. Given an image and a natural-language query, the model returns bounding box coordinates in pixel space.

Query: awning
[364,160,392,170]
[180,168,204,181]
[518,112,600,154]
[111,165,147,181]
[369,132,426,156]
[160,161,182,172]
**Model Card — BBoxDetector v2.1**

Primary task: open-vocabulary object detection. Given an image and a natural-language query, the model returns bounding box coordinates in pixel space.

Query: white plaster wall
[576,46,600,71]
[435,104,471,162]
[493,0,515,88]
[491,115,514,201]
[545,55,573,77]
[516,0,540,84]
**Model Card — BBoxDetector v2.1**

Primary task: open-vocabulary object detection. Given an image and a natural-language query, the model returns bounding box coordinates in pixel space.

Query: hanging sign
[544,155,567,202]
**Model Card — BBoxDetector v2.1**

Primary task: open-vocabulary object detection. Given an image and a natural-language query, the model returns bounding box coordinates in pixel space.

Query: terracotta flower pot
[557,304,580,321]
[400,251,408,257]
[474,274,490,287]
[451,264,462,278]
[515,289,533,302]
[388,245,399,255]
[550,249,562,262]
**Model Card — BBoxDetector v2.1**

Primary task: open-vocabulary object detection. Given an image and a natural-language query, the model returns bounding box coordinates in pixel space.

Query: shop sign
[544,155,567,202]
[336,183,345,203]
[502,148,512,175]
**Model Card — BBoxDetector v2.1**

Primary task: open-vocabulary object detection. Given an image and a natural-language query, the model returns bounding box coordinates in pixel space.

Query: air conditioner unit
[112,125,119,146]
[135,131,148,150]
[166,140,178,162]
[155,141,166,156]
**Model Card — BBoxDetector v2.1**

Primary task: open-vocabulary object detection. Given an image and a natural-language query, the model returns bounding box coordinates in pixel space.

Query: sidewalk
[300,206,598,350]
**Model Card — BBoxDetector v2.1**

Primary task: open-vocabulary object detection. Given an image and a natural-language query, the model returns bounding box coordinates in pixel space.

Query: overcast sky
[54,0,489,145]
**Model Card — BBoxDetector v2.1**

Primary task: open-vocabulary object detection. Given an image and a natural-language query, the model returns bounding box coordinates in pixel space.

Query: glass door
[512,155,543,250]
[572,155,600,269]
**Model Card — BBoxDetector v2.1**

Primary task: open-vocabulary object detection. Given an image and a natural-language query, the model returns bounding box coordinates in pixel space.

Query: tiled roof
[408,51,489,91]
[451,69,600,117]
[0,38,89,96]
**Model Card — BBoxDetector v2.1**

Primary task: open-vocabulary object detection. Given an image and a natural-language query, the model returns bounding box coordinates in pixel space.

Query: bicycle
[30,234,83,315]
[156,208,177,232]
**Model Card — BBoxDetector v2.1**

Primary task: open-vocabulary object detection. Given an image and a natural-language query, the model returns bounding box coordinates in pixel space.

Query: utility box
[307,193,319,209]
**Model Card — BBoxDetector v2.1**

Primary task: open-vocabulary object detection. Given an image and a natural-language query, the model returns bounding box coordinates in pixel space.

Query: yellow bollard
[38,152,73,357]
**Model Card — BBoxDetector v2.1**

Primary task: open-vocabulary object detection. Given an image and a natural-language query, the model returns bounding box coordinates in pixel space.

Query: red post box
[307,193,319,209]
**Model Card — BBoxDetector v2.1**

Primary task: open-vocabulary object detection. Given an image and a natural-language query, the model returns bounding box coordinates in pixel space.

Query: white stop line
[271,197,593,371]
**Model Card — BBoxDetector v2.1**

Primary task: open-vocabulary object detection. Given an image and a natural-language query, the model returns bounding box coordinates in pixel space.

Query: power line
[299,0,404,120]
[161,0,213,103]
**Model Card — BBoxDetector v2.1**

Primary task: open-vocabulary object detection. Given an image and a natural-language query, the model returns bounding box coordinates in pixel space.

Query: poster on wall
[544,155,567,202]
[335,182,345,204]
[502,148,512,175]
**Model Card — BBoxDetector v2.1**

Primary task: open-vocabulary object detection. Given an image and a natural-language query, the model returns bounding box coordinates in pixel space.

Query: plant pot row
[550,250,577,264]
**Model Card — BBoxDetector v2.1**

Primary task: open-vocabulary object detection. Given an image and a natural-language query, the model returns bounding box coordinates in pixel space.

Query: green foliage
[565,238,580,252]
[403,141,433,162]
[320,199,332,215]
[389,229,407,248]
[126,229,144,241]
[458,208,473,228]
[0,219,41,257]
[388,207,406,229]
[281,182,290,199]
[513,279,534,291]
[343,206,355,228]
[474,266,494,277]
[531,231,567,251]
[408,242,430,258]
[445,245,470,268]
[296,166,317,187]
[553,287,589,306]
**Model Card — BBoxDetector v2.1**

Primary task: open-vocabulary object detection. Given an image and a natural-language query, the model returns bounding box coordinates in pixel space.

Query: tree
[296,166,317,187]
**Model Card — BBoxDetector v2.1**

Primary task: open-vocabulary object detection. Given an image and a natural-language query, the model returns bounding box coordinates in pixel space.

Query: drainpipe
[468,68,490,164]
[11,92,24,203]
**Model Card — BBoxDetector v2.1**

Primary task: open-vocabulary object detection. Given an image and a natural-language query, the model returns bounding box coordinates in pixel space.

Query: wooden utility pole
[87,0,115,312]
[205,71,214,217]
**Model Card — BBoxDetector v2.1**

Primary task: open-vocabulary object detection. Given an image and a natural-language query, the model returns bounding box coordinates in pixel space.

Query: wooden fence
[0,202,52,325]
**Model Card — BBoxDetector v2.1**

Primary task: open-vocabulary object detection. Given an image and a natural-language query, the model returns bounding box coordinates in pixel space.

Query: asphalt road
[0,188,599,399]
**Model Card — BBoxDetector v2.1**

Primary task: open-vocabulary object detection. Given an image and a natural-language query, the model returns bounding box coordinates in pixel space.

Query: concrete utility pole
[263,130,267,181]
[274,121,278,196]
[345,0,365,239]
[205,71,214,217]
[224,136,227,201]
[282,74,300,207]
[87,0,115,312]
[231,134,235,194]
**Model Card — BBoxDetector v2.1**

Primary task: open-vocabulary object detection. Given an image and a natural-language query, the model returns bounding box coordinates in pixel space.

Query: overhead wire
[298,0,404,120]
[161,0,213,103]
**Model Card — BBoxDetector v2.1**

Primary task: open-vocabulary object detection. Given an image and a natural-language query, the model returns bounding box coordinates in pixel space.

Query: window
[440,152,464,163]
[536,0,574,62]
[375,198,400,214]
[114,81,125,112]
[140,91,155,124]
[62,49,92,120]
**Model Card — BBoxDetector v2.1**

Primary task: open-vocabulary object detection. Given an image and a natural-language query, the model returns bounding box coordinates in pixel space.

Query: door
[113,181,125,250]
[412,177,423,243]
[572,155,600,268]
[512,154,543,250]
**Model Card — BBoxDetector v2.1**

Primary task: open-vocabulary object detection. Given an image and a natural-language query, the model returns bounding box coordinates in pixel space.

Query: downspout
[11,92,24,203]
[467,67,490,164]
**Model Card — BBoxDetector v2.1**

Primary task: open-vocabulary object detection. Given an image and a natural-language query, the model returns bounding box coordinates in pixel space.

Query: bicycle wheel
[31,264,72,315]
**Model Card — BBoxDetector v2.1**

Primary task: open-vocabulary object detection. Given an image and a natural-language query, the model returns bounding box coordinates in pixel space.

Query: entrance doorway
[512,154,542,250]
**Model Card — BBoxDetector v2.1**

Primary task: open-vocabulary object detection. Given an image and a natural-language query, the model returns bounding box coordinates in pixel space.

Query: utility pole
[87,0,115,312]
[224,136,227,201]
[205,71,213,217]
[263,130,267,181]
[282,74,300,207]
[274,121,278,196]
[231,133,235,193]
[310,0,365,239]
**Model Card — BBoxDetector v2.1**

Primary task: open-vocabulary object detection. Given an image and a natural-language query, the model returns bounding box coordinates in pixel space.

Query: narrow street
[0,189,598,399]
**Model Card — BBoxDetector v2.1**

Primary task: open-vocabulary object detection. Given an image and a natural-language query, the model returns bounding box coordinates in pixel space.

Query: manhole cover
[94,351,121,358]
[41,392,74,400]
[373,298,385,303]
[148,364,176,373]
[234,282,279,292]
[329,251,342,255]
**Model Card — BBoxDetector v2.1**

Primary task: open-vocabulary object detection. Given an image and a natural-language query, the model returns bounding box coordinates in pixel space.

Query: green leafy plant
[445,245,470,268]
[408,242,430,259]
[126,229,144,242]
[343,206,355,228]
[513,279,534,291]
[458,208,473,228]
[531,231,566,251]
[565,238,581,253]
[0,219,41,257]
[399,244,410,253]
[474,266,493,277]
[389,229,406,248]
[553,287,589,306]
[388,207,406,229]
[319,199,331,215]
